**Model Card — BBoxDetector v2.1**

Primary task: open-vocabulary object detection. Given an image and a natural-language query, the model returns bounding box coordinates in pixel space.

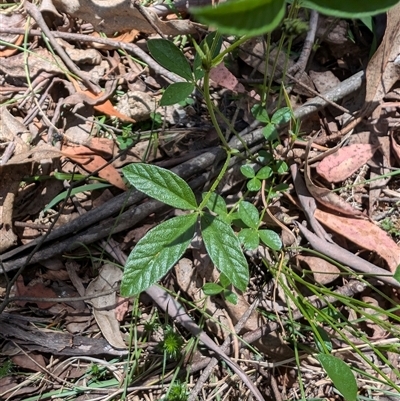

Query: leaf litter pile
[1,1,400,400]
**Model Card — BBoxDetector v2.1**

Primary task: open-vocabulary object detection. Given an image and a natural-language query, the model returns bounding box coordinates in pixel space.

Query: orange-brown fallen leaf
[315,209,400,273]
[62,144,127,190]
[90,29,139,50]
[317,143,379,183]
[305,135,366,217]
[69,77,136,123]
[0,34,24,57]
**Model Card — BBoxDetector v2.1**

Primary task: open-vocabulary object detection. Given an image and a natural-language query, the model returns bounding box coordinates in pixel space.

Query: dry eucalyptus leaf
[296,255,340,285]
[52,0,197,35]
[363,2,400,116]
[315,209,400,273]
[316,144,379,183]
[210,63,245,93]
[85,264,126,349]
[305,137,366,217]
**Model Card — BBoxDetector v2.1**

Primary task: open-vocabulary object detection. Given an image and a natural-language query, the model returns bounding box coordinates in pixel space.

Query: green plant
[158,325,184,361]
[163,380,189,401]
[0,359,13,378]
[191,0,399,37]
[120,162,255,295]
[87,363,109,382]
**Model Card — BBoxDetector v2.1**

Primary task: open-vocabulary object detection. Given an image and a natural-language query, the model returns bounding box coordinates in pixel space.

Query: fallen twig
[296,222,400,289]
[24,2,101,94]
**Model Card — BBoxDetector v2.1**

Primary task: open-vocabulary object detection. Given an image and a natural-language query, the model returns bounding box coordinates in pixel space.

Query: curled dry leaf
[90,30,140,50]
[296,255,340,285]
[362,2,400,117]
[62,143,127,190]
[315,209,400,273]
[85,264,126,349]
[304,135,366,217]
[317,144,379,183]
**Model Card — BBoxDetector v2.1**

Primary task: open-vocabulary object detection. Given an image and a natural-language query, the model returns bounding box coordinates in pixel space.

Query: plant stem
[198,151,232,211]
[212,35,250,66]
[203,69,230,150]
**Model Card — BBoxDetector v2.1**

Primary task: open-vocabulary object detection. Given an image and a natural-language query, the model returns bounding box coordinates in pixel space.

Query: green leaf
[160,82,195,106]
[121,214,197,296]
[122,163,197,210]
[318,354,358,401]
[263,124,279,141]
[303,0,399,18]
[273,183,290,192]
[247,177,261,191]
[204,192,228,216]
[43,183,111,212]
[201,213,249,291]
[251,104,270,123]
[219,272,231,288]
[274,160,288,174]
[240,164,255,178]
[271,107,291,125]
[238,201,259,229]
[394,265,400,283]
[147,39,193,81]
[314,327,333,353]
[223,289,238,305]
[258,229,282,250]
[256,166,273,180]
[191,0,286,36]
[238,228,260,250]
[193,32,222,80]
[203,283,224,295]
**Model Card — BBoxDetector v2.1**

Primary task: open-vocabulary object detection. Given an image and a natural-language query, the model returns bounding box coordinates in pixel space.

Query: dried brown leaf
[363,3,400,115]
[315,209,400,273]
[316,144,379,183]
[304,136,366,217]
[86,264,126,349]
[297,255,340,285]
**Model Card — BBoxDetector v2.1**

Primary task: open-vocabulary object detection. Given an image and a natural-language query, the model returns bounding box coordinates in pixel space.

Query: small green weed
[158,325,184,361]
[0,359,13,378]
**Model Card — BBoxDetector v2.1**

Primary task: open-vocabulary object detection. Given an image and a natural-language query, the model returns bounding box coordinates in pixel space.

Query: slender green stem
[198,151,232,211]
[203,69,230,149]
[212,35,250,66]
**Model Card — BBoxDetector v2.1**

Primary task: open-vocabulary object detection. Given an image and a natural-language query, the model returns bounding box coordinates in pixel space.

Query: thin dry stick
[288,9,319,76]
[132,0,167,39]
[24,2,101,94]
[188,298,261,401]
[0,27,184,83]
[296,222,400,289]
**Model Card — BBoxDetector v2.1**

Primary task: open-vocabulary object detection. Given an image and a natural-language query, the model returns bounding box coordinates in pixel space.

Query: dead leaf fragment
[304,136,365,217]
[297,255,340,285]
[363,2,400,116]
[85,264,126,349]
[62,144,127,190]
[14,276,57,309]
[315,209,400,273]
[210,64,245,93]
[316,144,379,183]
[52,0,197,35]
